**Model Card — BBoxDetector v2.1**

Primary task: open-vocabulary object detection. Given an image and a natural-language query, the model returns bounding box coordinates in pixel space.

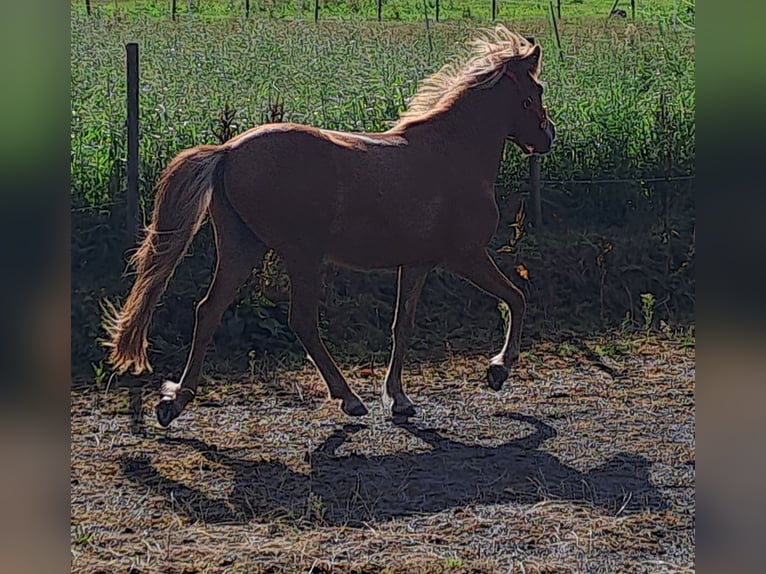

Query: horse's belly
[326,224,443,269]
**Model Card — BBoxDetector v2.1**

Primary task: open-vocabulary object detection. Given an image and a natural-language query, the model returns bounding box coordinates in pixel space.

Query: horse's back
[219,122,496,267]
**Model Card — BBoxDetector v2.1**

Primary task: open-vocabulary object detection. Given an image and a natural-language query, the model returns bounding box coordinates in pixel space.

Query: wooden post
[377,0,382,21]
[631,0,635,19]
[549,2,564,61]
[557,0,561,19]
[126,43,140,243]
[246,0,250,19]
[314,0,319,21]
[422,0,434,59]
[491,0,497,21]
[436,0,440,22]
[86,0,91,16]
[172,0,177,20]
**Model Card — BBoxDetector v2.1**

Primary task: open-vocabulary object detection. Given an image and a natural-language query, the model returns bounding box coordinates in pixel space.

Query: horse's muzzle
[538,123,556,154]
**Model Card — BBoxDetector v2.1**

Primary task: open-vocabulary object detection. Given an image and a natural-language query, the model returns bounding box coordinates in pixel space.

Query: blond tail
[104,145,226,374]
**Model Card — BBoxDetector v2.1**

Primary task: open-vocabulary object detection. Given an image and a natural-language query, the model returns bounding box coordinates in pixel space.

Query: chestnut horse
[105,26,555,427]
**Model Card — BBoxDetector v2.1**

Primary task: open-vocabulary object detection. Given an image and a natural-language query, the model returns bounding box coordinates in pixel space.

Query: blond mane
[391,26,537,131]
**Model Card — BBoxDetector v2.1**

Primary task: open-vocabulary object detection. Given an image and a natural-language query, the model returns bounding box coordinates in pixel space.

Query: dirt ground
[71,332,695,573]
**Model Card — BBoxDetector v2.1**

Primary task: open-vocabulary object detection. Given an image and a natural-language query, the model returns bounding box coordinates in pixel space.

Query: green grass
[70,4,694,373]
[71,11,694,207]
[74,0,694,23]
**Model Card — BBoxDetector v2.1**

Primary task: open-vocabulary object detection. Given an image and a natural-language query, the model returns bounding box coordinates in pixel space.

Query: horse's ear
[523,44,542,75]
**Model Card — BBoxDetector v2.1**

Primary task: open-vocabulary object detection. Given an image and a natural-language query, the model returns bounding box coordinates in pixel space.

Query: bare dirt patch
[71,333,694,573]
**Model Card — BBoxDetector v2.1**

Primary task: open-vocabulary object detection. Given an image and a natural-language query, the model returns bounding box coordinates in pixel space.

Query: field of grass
[71,6,694,207]
[74,0,695,24]
[71,3,694,372]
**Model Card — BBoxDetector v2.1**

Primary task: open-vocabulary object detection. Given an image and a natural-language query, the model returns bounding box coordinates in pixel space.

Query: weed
[307,491,326,523]
[91,361,108,388]
[618,310,636,334]
[640,292,655,334]
[556,340,579,357]
[498,301,510,336]
[679,325,695,349]
[248,350,258,381]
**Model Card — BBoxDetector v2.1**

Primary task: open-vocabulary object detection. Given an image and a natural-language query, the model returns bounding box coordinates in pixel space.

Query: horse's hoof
[487,364,509,391]
[156,400,181,428]
[342,398,369,417]
[392,400,417,418]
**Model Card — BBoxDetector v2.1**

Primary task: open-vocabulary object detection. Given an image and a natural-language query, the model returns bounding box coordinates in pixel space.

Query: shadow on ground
[120,413,665,526]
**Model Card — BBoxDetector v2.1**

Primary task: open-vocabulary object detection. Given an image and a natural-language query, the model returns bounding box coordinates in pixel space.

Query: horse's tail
[104,144,226,375]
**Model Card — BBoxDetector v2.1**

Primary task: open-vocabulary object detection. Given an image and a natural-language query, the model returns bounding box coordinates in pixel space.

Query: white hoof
[160,380,181,401]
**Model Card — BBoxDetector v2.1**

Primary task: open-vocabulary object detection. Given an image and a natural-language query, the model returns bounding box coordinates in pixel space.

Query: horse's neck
[415,89,510,182]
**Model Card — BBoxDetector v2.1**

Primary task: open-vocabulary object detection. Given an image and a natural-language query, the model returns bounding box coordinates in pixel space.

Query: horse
[105,26,555,427]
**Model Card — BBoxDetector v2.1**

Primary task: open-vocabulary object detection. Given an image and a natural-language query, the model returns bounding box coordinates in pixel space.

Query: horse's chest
[448,189,501,247]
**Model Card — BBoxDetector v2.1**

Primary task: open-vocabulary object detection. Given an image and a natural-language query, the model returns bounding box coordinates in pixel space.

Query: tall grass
[72,0,688,23]
[71,8,694,373]
[71,14,694,208]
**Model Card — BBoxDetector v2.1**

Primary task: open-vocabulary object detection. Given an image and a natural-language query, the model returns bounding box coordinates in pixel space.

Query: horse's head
[501,45,555,155]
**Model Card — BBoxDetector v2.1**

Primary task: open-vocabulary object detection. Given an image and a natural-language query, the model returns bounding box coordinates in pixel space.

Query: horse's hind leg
[447,249,526,391]
[382,265,431,417]
[156,193,266,427]
[283,254,368,417]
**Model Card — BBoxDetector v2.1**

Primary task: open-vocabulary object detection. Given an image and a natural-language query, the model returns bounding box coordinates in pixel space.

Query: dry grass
[71,332,694,573]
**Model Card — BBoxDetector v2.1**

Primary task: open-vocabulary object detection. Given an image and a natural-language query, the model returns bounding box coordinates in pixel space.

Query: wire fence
[538,174,694,185]
[78,0,694,24]
[72,175,694,216]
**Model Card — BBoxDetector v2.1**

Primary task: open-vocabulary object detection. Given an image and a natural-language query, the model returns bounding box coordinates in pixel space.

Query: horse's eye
[522,97,533,110]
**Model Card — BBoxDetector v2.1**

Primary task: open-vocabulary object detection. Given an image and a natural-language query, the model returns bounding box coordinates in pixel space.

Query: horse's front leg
[447,250,526,390]
[382,265,431,417]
